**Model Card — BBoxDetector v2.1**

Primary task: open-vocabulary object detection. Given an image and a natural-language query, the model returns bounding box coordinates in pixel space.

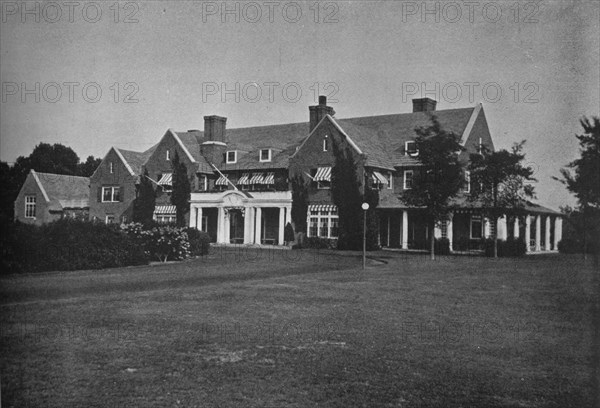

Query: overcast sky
[1,0,598,210]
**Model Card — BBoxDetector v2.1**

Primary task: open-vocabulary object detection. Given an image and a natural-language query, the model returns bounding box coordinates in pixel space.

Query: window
[109,162,114,174]
[405,141,418,156]
[308,207,338,238]
[105,214,115,224]
[403,170,413,190]
[317,180,331,189]
[387,172,393,189]
[470,216,483,239]
[121,215,127,224]
[441,221,448,238]
[226,151,237,164]
[102,186,121,202]
[198,174,208,191]
[25,195,36,218]
[478,137,483,154]
[463,171,471,193]
[156,214,176,224]
[259,149,271,162]
[201,216,208,232]
[166,149,170,161]
[323,135,329,152]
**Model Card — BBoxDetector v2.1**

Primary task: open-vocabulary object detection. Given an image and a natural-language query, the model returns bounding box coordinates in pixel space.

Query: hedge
[484,238,527,257]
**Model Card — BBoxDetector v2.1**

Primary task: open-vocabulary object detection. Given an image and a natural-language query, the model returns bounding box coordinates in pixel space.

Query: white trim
[387,171,393,190]
[24,195,36,218]
[405,141,418,156]
[459,103,482,146]
[470,215,483,239]
[323,135,329,152]
[30,170,50,202]
[113,148,136,177]
[290,115,363,159]
[168,128,197,163]
[463,170,471,193]
[259,149,271,162]
[226,151,237,164]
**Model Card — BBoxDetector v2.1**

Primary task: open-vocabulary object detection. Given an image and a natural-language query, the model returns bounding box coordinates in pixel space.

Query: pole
[363,209,367,270]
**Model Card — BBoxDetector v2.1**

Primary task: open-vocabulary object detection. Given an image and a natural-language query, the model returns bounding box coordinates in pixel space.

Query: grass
[0,247,598,407]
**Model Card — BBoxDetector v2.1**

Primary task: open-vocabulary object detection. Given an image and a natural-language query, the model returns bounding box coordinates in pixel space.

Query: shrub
[184,228,211,256]
[484,238,527,257]
[304,237,337,249]
[1,219,149,274]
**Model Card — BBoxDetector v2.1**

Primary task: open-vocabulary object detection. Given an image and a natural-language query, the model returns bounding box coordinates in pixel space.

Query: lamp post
[362,202,369,269]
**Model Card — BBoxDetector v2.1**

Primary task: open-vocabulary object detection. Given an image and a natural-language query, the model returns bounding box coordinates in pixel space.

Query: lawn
[1,247,598,407]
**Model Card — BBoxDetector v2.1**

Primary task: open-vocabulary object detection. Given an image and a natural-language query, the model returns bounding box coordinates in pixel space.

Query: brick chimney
[309,95,335,132]
[201,115,227,165]
[412,98,437,112]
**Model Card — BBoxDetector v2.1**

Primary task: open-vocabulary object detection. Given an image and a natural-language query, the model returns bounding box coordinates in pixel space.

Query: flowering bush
[122,223,193,262]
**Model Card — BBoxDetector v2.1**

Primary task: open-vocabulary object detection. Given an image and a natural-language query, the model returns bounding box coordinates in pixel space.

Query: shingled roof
[116,145,156,176]
[32,170,90,211]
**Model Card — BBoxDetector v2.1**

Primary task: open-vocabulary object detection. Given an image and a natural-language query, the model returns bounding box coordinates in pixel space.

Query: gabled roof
[30,170,90,210]
[174,131,213,173]
[115,145,156,176]
[334,107,476,170]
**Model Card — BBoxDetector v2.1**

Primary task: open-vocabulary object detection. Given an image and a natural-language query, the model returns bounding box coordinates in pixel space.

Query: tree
[133,169,156,226]
[331,137,370,250]
[77,155,102,177]
[171,152,191,227]
[26,143,80,175]
[469,141,536,258]
[555,116,600,261]
[291,175,309,233]
[403,117,464,260]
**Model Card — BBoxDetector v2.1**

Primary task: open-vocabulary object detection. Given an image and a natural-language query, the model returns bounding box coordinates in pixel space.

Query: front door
[229,209,245,243]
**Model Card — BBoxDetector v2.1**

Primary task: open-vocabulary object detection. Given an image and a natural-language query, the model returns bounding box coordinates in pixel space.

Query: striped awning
[263,172,275,185]
[249,173,264,184]
[314,167,331,182]
[308,204,337,212]
[157,173,172,186]
[372,171,388,185]
[215,175,229,186]
[154,205,176,215]
[237,173,250,185]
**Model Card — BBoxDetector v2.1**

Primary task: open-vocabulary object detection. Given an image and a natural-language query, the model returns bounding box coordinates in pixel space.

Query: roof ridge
[34,171,90,180]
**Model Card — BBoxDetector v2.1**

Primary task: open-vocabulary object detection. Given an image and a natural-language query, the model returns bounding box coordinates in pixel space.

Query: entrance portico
[189,190,292,245]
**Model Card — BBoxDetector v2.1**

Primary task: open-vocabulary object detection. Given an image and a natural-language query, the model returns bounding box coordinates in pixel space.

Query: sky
[1,0,599,210]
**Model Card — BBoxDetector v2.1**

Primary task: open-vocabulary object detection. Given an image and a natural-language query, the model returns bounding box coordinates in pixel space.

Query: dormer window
[405,141,418,156]
[323,135,329,152]
[166,149,170,161]
[259,149,271,162]
[226,151,237,164]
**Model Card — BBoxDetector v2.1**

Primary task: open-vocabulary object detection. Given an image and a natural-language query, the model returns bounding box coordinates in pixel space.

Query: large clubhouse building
[15,97,562,252]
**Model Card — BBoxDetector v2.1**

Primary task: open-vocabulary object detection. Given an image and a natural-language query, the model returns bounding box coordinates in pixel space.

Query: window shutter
[97,187,102,202]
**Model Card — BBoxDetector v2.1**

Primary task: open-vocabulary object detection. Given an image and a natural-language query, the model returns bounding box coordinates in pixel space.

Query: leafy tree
[403,117,464,260]
[133,169,156,226]
[291,175,308,233]
[26,143,80,175]
[331,138,365,250]
[77,155,102,177]
[555,116,600,261]
[171,152,191,227]
[469,141,536,258]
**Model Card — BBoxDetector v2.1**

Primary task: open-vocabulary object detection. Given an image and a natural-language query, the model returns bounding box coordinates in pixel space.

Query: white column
[554,217,562,249]
[189,206,197,228]
[243,207,252,244]
[525,215,531,252]
[401,210,408,249]
[386,215,391,247]
[224,210,230,244]
[284,205,292,226]
[255,207,262,244]
[248,207,255,244]
[513,217,519,239]
[497,215,507,240]
[217,207,225,243]
[197,207,203,231]
[447,214,453,251]
[278,207,285,245]
[535,215,541,252]
[545,216,551,251]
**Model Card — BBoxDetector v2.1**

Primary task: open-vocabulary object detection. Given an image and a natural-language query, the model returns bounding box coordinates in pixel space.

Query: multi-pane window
[25,195,36,218]
[405,141,418,156]
[156,214,176,224]
[463,171,471,193]
[226,151,237,163]
[387,172,393,189]
[308,207,338,238]
[441,221,448,238]
[105,214,115,224]
[403,170,413,190]
[102,186,120,202]
[259,149,271,162]
[197,174,208,191]
[470,216,483,239]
